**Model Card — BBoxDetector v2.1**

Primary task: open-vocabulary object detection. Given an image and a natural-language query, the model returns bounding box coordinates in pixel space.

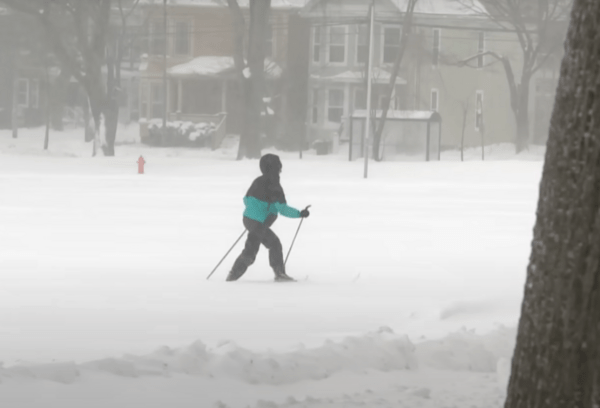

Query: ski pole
[206,229,247,280]
[285,205,311,266]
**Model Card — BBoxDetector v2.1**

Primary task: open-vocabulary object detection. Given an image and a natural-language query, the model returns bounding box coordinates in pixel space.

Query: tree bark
[514,77,531,153]
[226,0,249,159]
[244,0,270,159]
[50,69,68,131]
[105,40,119,156]
[504,0,600,406]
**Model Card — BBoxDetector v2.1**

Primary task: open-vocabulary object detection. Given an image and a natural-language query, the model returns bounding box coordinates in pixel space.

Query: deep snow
[0,125,544,407]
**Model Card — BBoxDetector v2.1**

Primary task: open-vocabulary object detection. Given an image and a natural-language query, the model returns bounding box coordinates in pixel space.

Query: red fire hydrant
[137,156,146,174]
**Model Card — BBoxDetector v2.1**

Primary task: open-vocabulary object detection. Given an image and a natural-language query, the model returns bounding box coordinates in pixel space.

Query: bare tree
[104,0,142,155]
[0,0,139,156]
[504,0,600,406]
[227,0,270,160]
[372,0,419,161]
[456,0,571,153]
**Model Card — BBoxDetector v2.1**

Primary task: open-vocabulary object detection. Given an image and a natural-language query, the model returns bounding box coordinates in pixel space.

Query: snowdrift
[1,326,516,386]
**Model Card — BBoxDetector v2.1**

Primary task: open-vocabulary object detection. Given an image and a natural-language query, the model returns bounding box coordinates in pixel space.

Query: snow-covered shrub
[143,120,217,148]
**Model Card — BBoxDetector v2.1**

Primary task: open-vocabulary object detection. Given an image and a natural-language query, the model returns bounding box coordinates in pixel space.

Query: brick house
[138,0,308,144]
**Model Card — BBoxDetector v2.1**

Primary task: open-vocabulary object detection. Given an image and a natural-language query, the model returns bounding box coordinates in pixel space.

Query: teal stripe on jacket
[243,196,301,223]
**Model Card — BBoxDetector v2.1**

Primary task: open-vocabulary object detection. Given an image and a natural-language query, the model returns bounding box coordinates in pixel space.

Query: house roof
[302,0,486,17]
[140,0,306,9]
[394,0,484,16]
[310,67,407,85]
[167,56,282,78]
[352,109,440,121]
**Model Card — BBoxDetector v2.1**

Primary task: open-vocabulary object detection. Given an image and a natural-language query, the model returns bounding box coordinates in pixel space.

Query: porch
[139,56,282,148]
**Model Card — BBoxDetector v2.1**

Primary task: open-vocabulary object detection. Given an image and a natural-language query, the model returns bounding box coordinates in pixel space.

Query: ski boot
[226,269,244,281]
[274,268,295,282]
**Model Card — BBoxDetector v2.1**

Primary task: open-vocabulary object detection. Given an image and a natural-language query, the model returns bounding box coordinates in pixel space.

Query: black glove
[300,209,310,218]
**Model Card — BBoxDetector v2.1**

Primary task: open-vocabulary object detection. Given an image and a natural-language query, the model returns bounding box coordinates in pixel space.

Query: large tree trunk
[504,0,600,406]
[514,76,531,153]
[87,80,108,157]
[226,0,250,159]
[50,69,69,131]
[104,42,119,157]
[243,0,270,159]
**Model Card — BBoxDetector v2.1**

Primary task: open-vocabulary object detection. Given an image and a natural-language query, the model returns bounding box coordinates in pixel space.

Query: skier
[227,154,310,282]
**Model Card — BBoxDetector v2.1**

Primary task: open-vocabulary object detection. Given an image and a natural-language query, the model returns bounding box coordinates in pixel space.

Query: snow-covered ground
[0,125,544,407]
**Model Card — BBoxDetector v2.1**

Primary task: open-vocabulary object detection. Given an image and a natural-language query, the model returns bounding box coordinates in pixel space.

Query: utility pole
[10,14,19,139]
[363,0,375,179]
[162,0,168,131]
[477,97,485,161]
[11,63,19,139]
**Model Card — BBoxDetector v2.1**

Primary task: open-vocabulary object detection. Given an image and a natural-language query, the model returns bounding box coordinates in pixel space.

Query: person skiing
[227,154,310,282]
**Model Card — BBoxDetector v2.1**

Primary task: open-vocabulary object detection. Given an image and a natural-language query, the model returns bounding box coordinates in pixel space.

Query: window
[17,78,29,108]
[327,89,344,123]
[151,82,164,119]
[475,90,484,130]
[329,26,346,63]
[383,26,401,64]
[265,24,274,58]
[432,28,441,67]
[313,26,322,63]
[174,21,191,56]
[356,25,368,64]
[354,88,366,110]
[430,88,439,112]
[311,89,320,124]
[30,79,39,109]
[150,20,166,55]
[477,32,485,68]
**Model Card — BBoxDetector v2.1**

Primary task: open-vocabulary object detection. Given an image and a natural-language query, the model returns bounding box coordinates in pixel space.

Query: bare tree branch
[372,0,419,161]
[456,50,519,112]
[453,0,568,152]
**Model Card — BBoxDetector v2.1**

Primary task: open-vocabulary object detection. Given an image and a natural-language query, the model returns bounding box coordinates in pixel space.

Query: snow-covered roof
[311,67,406,85]
[352,110,440,121]
[168,56,282,78]
[302,0,485,17]
[140,0,306,9]
[394,0,485,15]
[140,0,221,6]
[236,0,307,8]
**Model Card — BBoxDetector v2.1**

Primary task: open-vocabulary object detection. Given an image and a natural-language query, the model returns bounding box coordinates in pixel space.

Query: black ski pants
[229,216,284,280]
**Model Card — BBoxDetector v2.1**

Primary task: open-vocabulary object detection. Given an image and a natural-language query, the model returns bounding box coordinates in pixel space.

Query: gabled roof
[302,0,486,17]
[476,0,572,22]
[394,0,484,16]
[302,0,400,18]
[140,0,306,9]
